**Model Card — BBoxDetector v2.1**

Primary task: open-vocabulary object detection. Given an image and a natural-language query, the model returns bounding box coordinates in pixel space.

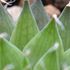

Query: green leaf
[31,0,49,30]
[62,49,70,70]
[10,0,39,50]
[23,19,64,68]
[34,44,61,70]
[58,4,70,51]
[0,3,14,37]
[0,34,28,70]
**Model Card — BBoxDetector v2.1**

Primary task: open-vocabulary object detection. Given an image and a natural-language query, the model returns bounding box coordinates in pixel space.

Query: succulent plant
[0,0,70,70]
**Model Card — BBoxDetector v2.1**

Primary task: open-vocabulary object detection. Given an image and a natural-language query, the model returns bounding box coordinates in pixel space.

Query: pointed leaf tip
[58,3,70,50]
[23,19,64,68]
[10,0,39,50]
[31,0,49,30]
[0,3,14,37]
[53,14,65,30]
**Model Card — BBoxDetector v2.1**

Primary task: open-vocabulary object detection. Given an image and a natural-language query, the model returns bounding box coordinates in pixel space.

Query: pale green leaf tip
[52,14,65,30]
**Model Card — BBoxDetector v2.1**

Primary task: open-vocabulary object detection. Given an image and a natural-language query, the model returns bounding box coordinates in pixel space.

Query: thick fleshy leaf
[0,34,28,70]
[58,4,70,51]
[23,19,64,68]
[62,49,70,70]
[31,0,49,30]
[34,44,61,70]
[0,38,29,70]
[0,3,14,37]
[10,0,39,50]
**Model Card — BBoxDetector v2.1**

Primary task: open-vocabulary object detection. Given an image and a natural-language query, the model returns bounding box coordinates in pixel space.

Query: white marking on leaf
[40,61,46,70]
[63,64,70,70]
[23,49,31,56]
[34,42,59,68]
[53,14,65,30]
[3,64,15,70]
[0,33,8,38]
[48,42,59,53]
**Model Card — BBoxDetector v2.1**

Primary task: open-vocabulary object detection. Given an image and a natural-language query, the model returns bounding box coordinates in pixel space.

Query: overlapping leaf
[0,3,14,37]
[34,44,61,70]
[23,19,64,68]
[0,34,28,70]
[31,0,49,30]
[62,49,70,70]
[10,0,39,50]
[58,4,70,51]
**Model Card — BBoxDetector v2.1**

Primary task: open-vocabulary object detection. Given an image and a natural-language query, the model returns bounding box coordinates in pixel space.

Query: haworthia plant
[23,19,64,68]
[0,34,28,70]
[58,4,70,51]
[31,0,49,30]
[10,0,39,50]
[0,3,14,37]
[0,0,70,70]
